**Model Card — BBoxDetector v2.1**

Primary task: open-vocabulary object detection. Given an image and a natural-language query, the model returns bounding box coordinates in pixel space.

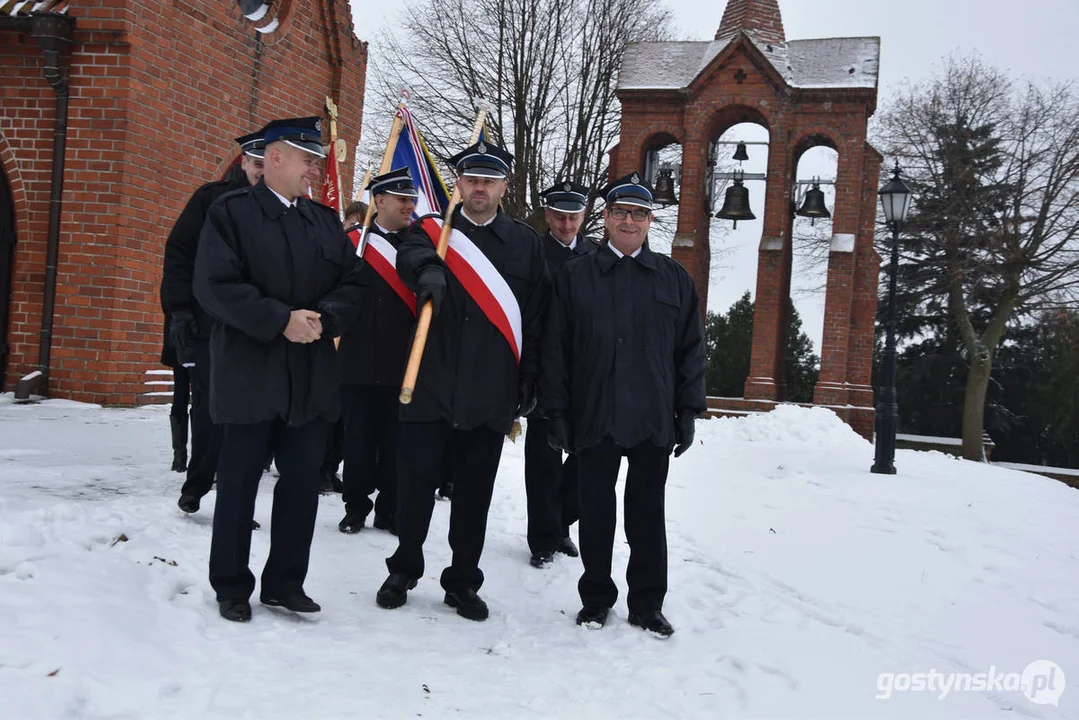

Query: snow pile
[1,397,1077,719]
[704,403,871,449]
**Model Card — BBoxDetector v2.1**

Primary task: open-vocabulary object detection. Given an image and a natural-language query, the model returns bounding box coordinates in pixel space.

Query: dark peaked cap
[600,171,654,209]
[448,140,513,178]
[541,180,590,213]
[261,116,326,158]
[368,167,419,198]
[235,130,266,159]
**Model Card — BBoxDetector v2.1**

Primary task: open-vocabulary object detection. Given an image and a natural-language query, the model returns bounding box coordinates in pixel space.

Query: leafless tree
[876,55,1079,460]
[359,0,673,233]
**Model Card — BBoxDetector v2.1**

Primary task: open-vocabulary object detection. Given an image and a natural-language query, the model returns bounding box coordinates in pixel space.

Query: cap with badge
[261,116,326,158]
[600,171,654,210]
[448,140,514,178]
[368,167,419,198]
[540,180,590,213]
[235,130,266,159]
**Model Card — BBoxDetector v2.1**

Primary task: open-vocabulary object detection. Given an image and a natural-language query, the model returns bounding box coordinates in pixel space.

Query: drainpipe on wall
[13,12,74,401]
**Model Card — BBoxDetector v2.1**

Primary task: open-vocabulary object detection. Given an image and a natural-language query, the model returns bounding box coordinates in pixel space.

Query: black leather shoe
[628,610,674,638]
[319,472,337,494]
[372,513,397,535]
[556,536,579,557]
[529,551,554,568]
[177,494,200,514]
[260,591,321,613]
[575,605,609,627]
[444,589,489,621]
[218,599,252,622]
[376,574,417,609]
[338,510,366,534]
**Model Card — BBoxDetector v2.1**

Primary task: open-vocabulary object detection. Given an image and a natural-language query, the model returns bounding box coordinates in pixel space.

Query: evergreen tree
[705,292,820,403]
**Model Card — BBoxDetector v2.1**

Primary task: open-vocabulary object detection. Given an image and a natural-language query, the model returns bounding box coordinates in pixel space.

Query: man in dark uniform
[524,180,597,569]
[194,116,364,623]
[162,131,265,514]
[539,172,706,638]
[336,167,418,535]
[314,202,370,496]
[376,141,549,621]
[160,338,190,473]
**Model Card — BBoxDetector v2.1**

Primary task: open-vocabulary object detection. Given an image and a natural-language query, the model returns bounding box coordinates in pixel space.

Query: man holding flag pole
[376,113,550,622]
[333,99,449,535]
[335,166,418,535]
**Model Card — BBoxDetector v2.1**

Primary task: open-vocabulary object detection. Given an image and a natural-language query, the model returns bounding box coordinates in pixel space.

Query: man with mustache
[538,172,707,638]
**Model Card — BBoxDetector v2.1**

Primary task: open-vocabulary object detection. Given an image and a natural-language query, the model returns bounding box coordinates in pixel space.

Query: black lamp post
[871,163,913,475]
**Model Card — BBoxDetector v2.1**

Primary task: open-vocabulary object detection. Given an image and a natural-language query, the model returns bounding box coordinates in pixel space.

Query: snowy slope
[0,396,1076,719]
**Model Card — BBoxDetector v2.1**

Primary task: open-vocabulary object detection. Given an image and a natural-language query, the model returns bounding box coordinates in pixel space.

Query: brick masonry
[0,0,366,404]
[615,1,880,439]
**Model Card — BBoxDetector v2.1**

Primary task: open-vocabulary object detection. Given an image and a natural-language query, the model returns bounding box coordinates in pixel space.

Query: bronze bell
[796,182,831,225]
[732,142,749,162]
[715,176,755,228]
[653,168,678,206]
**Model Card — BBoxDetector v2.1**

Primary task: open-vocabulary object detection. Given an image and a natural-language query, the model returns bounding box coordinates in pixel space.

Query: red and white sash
[350,226,417,316]
[419,217,522,363]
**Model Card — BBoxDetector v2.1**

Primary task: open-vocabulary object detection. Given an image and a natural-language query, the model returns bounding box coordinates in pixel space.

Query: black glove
[415,267,446,317]
[673,412,696,458]
[516,380,537,418]
[547,414,570,453]
[169,309,199,353]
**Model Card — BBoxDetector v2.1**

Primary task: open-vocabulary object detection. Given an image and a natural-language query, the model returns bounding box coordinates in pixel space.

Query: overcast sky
[352,0,1076,354]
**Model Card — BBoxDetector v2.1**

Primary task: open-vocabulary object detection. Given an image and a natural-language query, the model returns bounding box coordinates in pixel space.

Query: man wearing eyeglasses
[538,171,707,639]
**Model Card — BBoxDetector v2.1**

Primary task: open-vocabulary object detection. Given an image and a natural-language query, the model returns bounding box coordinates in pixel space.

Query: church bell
[796,182,831,225]
[732,142,750,162]
[715,176,755,228]
[653,168,678,206]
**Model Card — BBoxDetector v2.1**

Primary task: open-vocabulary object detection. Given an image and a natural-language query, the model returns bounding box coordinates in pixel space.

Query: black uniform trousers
[321,417,344,477]
[209,417,329,601]
[576,437,669,614]
[340,384,399,519]
[181,340,223,499]
[170,365,190,419]
[524,416,580,554]
[387,420,504,593]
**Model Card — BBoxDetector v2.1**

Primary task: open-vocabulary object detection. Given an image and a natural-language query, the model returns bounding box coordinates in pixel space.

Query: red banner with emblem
[321,150,342,219]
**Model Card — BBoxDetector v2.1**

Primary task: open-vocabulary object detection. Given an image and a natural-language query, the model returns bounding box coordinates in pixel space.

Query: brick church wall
[1,0,366,403]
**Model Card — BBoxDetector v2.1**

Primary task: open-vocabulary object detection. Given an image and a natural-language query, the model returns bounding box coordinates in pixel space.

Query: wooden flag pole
[334,107,403,351]
[361,103,407,234]
[399,105,489,404]
[354,168,372,205]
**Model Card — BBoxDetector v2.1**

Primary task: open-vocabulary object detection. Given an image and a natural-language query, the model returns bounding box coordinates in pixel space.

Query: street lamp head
[879,162,913,227]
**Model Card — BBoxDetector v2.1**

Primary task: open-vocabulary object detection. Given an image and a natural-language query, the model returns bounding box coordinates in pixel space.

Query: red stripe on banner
[419,218,520,362]
[363,242,417,316]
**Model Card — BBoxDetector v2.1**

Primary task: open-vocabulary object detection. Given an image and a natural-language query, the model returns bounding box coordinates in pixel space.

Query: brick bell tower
[613,0,883,438]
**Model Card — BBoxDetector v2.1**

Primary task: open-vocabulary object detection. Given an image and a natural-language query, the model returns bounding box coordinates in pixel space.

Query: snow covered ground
[1,395,1076,719]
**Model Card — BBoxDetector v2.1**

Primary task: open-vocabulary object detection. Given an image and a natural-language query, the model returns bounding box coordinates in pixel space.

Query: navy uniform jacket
[539,241,707,452]
[193,179,364,426]
[337,221,414,386]
[540,230,599,274]
[159,173,248,365]
[395,207,549,434]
